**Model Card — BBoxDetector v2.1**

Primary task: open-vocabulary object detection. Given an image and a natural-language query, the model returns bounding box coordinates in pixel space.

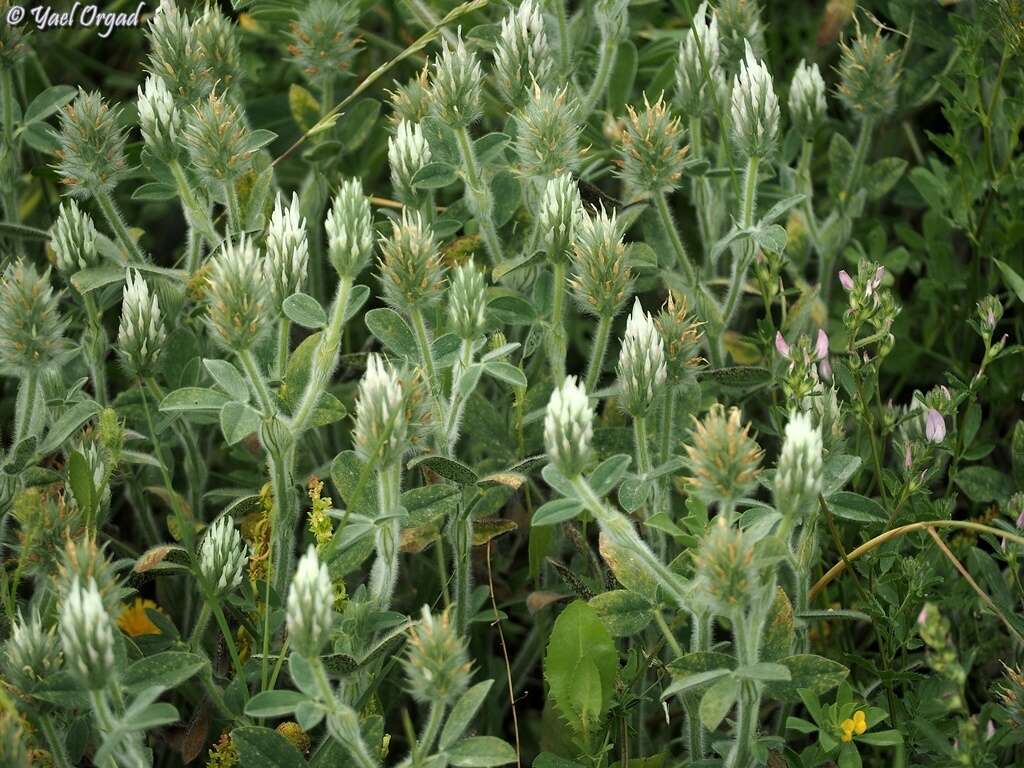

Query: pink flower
[815,329,829,360]
[872,266,886,289]
[1016,508,1024,530]
[904,443,912,469]
[838,270,854,291]
[774,331,790,358]
[925,409,945,443]
[917,606,928,625]
[987,720,996,740]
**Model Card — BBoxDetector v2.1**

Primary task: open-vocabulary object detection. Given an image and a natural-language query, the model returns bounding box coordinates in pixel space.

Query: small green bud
[774,410,824,524]
[378,210,446,310]
[286,545,333,659]
[387,68,431,125]
[353,353,408,466]
[538,172,583,262]
[194,3,242,92]
[265,192,309,312]
[617,299,667,416]
[145,0,212,105]
[685,404,763,510]
[716,0,766,72]
[51,199,100,275]
[619,94,689,194]
[694,517,758,616]
[117,269,167,377]
[493,0,555,107]
[325,179,374,279]
[403,605,472,705]
[429,34,483,127]
[184,92,255,185]
[655,292,703,384]
[514,86,583,185]
[199,516,248,592]
[837,30,901,121]
[570,207,634,319]
[730,42,779,160]
[56,90,130,198]
[60,577,116,690]
[4,610,61,692]
[788,59,827,138]
[288,0,360,90]
[676,2,720,117]
[449,259,488,340]
[0,0,31,69]
[206,235,269,351]
[0,260,67,372]
[544,375,593,478]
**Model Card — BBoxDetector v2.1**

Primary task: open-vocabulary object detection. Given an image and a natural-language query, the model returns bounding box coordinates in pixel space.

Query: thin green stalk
[276,318,291,378]
[654,192,698,288]
[548,260,568,382]
[291,276,353,434]
[654,610,682,658]
[37,713,72,768]
[224,181,243,235]
[453,126,503,264]
[634,415,652,475]
[238,349,275,415]
[370,462,402,609]
[689,118,713,261]
[82,293,108,405]
[719,156,761,335]
[169,160,220,246]
[188,601,212,646]
[209,596,248,695]
[555,0,572,80]
[581,30,619,117]
[410,307,448,447]
[452,500,473,634]
[657,388,676,518]
[584,314,613,393]
[444,339,475,453]
[95,190,146,263]
[413,701,446,764]
[842,118,875,205]
[1,68,20,230]
[13,369,40,445]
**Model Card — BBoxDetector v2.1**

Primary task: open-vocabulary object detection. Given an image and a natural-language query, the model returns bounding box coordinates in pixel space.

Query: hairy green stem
[370,462,402,609]
[224,180,243,235]
[719,156,761,341]
[238,349,275,415]
[581,30,619,117]
[209,595,248,695]
[584,314,613,393]
[169,160,220,246]
[413,701,446,764]
[95,190,146,263]
[842,118,875,205]
[548,260,568,383]
[276,318,291,379]
[452,500,473,634]
[37,713,72,768]
[1,68,20,233]
[654,191,698,287]
[13,369,40,445]
[410,307,448,448]
[82,293,108,404]
[454,126,503,263]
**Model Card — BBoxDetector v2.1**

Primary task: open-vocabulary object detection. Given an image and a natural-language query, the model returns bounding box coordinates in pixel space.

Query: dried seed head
[206,235,269,351]
[514,85,583,184]
[493,0,555,107]
[570,206,634,319]
[618,94,689,194]
[617,299,667,416]
[194,3,242,92]
[788,59,827,138]
[286,545,333,658]
[403,605,472,705]
[449,259,488,340]
[716,0,766,72]
[51,199,99,275]
[325,178,374,278]
[117,269,167,377]
[378,210,446,309]
[265,192,309,312]
[0,260,67,372]
[837,30,901,121]
[544,375,594,478]
[774,410,824,524]
[730,42,779,160]
[676,2,720,117]
[388,120,432,205]
[145,0,211,105]
[56,90,130,198]
[387,67,431,125]
[655,292,704,384]
[353,353,408,466]
[60,577,116,690]
[538,172,583,261]
[184,91,255,185]
[429,34,483,127]
[4,610,62,692]
[288,0,360,89]
[199,515,248,592]
[694,517,758,616]
[138,74,183,163]
[685,404,764,509]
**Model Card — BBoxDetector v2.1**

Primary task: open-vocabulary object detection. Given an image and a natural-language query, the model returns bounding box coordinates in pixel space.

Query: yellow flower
[840,710,868,742]
[118,598,162,636]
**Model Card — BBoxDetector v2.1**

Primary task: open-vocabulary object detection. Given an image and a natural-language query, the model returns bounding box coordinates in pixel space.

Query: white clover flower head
[354,353,408,465]
[388,120,432,204]
[429,32,483,126]
[206,234,268,351]
[117,269,166,377]
[730,41,779,160]
[676,1,720,116]
[774,410,824,523]
[286,546,333,659]
[378,210,446,309]
[494,0,554,106]
[59,577,115,690]
[4,610,61,689]
[449,259,488,340]
[788,59,827,138]
[265,192,309,312]
[51,199,99,275]
[138,74,182,161]
[199,515,247,592]
[325,178,374,278]
[617,299,667,416]
[538,172,583,260]
[544,375,594,477]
